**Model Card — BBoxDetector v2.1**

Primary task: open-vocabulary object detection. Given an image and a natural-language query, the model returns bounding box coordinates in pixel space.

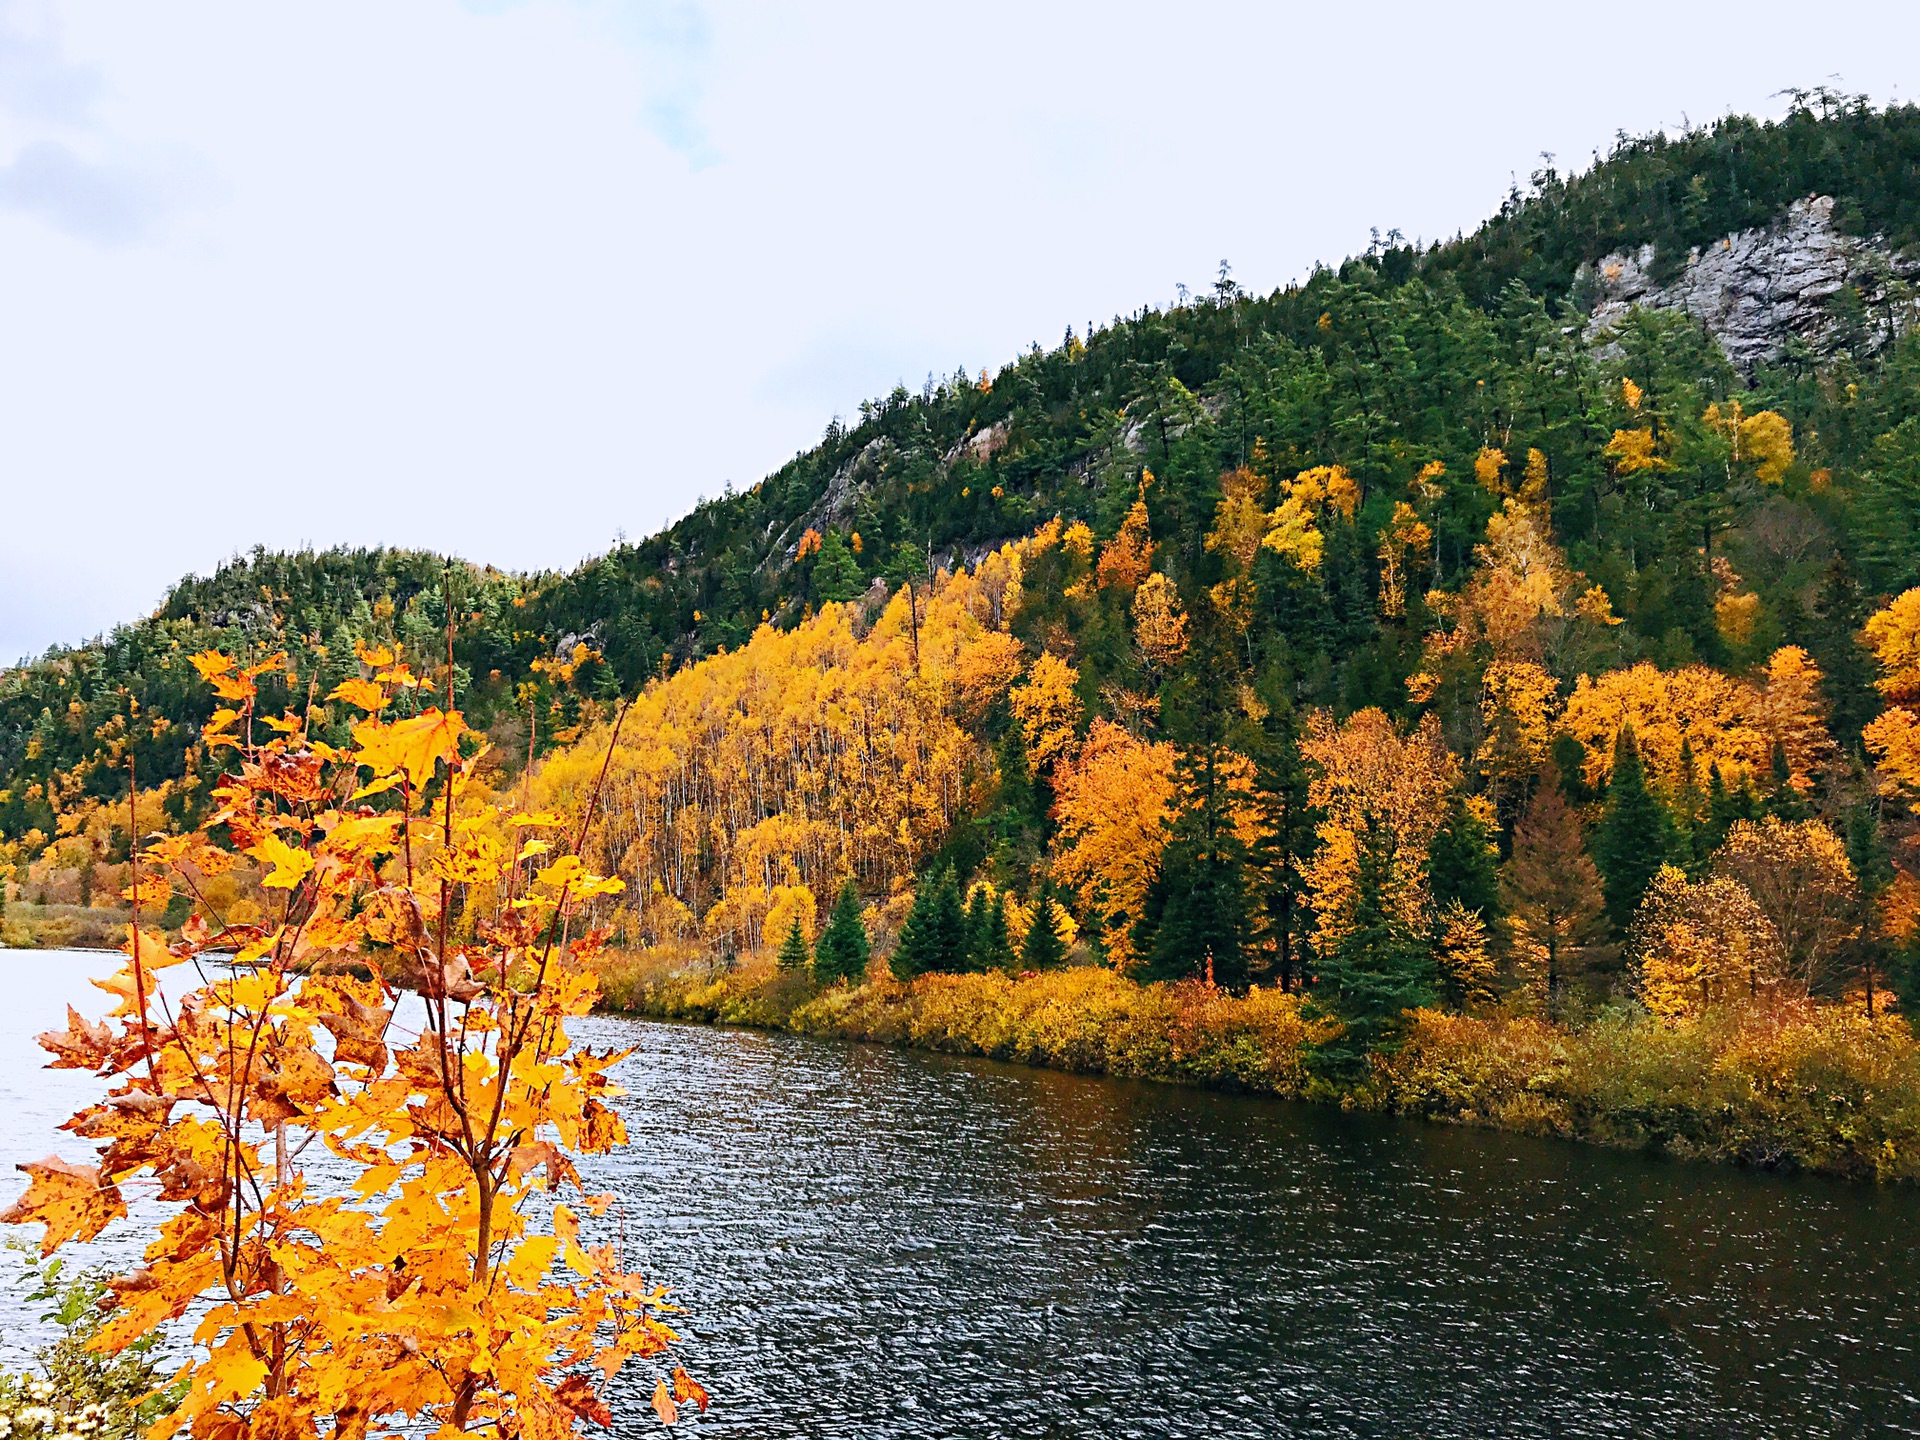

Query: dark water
[4,952,1918,1438]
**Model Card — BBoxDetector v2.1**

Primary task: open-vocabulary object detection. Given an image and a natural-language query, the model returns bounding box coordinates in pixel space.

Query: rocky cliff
[1580,195,1920,372]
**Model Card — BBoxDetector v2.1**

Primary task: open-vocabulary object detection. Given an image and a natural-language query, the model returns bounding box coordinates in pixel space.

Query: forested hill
[7,91,1920,851]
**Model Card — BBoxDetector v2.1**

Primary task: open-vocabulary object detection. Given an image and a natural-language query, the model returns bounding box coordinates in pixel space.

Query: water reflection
[1,953,1915,1438]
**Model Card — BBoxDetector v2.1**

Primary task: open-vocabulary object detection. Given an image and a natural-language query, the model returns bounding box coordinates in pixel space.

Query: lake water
[2,949,1917,1438]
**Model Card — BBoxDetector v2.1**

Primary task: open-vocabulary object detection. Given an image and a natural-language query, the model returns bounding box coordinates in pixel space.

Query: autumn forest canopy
[12,93,1920,1050]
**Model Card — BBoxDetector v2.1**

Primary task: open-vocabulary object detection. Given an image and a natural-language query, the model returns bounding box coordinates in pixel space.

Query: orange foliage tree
[547,561,1027,952]
[3,646,701,1437]
[1559,659,1818,793]
[1299,709,1458,956]
[1048,720,1178,968]
[1864,587,1920,797]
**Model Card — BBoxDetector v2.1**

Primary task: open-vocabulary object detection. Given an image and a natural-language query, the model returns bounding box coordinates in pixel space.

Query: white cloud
[0,138,161,242]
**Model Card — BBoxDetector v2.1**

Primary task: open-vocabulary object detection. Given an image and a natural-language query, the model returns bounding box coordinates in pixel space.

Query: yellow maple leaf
[0,1157,126,1255]
[249,832,315,890]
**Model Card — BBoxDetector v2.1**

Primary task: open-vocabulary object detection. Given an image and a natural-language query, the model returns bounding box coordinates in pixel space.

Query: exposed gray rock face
[1579,195,1920,372]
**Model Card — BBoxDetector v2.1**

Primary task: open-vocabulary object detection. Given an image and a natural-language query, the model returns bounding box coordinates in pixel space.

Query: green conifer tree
[962,884,991,972]
[1246,677,1315,992]
[1591,724,1673,930]
[981,888,1015,972]
[813,880,871,987]
[777,912,812,974]
[1021,883,1068,971]
[1428,795,1501,921]
[1135,626,1250,987]
[891,867,967,980]
[1766,740,1809,820]
[1700,760,1763,856]
[1306,817,1437,1079]
[812,529,865,604]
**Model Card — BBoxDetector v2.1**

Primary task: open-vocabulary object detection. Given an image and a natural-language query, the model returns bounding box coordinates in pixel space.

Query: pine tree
[1766,740,1809,820]
[1501,778,1614,1018]
[890,867,966,980]
[813,880,871,986]
[1306,818,1437,1078]
[1021,883,1068,971]
[777,912,812,974]
[1592,724,1672,931]
[1135,627,1250,988]
[1428,795,1501,922]
[1246,680,1315,992]
[812,529,865,604]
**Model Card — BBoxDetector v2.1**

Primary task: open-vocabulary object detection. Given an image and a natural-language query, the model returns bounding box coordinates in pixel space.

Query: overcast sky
[3,1,1919,663]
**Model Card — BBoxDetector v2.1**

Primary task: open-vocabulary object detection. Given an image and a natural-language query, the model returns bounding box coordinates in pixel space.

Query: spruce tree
[1306,818,1437,1079]
[981,888,1015,972]
[1136,625,1250,988]
[1246,677,1314,991]
[962,884,992,972]
[1844,785,1895,1017]
[890,867,967,980]
[1021,883,1068,971]
[812,529,865,604]
[813,880,871,986]
[1428,795,1501,922]
[777,912,812,974]
[1701,761,1763,855]
[1766,740,1808,820]
[1591,724,1672,931]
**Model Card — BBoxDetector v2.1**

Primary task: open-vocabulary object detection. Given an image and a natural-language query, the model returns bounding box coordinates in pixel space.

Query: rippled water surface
[3,951,1918,1438]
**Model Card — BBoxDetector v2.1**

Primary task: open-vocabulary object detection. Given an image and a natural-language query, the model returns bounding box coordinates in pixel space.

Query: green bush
[0,1254,183,1440]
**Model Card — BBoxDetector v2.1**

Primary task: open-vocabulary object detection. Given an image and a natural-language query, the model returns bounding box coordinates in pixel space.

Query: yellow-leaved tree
[1049,720,1178,969]
[2,645,703,1437]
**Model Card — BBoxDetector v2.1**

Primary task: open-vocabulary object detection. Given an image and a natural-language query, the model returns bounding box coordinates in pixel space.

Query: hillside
[8,91,1920,947]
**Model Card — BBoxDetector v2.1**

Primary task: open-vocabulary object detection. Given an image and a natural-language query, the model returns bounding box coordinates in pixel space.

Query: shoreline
[593,957,1920,1185]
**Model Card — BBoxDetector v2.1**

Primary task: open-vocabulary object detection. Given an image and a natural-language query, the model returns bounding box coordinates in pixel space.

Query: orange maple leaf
[0,1157,127,1255]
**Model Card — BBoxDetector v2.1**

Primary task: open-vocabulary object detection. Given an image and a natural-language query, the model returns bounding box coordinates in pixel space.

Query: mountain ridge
[7,92,1920,855]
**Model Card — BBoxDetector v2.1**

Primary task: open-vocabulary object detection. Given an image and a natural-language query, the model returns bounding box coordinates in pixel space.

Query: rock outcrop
[1579,195,1920,373]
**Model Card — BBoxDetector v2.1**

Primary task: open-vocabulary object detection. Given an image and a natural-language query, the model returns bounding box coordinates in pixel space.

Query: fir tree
[813,880,871,987]
[812,529,865,604]
[1306,818,1437,1079]
[1844,783,1895,1018]
[962,884,991,972]
[1021,883,1069,971]
[1428,795,1501,922]
[1246,677,1315,992]
[891,867,966,980]
[1135,626,1251,988]
[1673,737,1708,870]
[1766,740,1809,820]
[964,885,1016,972]
[777,912,812,974]
[1701,761,1763,855]
[1591,724,1672,931]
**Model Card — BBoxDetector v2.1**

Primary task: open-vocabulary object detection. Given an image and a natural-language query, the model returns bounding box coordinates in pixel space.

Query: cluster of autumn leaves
[3,646,705,1437]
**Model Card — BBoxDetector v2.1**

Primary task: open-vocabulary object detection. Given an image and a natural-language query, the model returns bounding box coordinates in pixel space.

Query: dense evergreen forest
[10,93,1920,1011]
